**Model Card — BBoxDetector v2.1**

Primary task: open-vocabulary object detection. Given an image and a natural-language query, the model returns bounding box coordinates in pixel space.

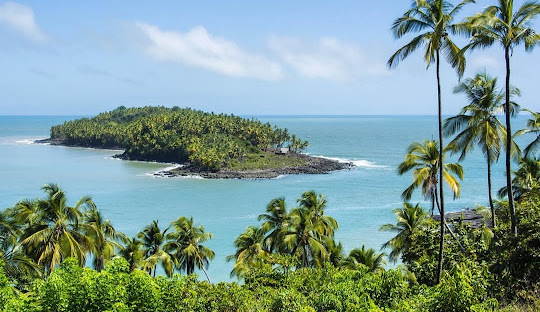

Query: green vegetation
[463,0,540,236]
[225,152,309,171]
[388,0,470,284]
[0,184,539,311]
[0,184,214,289]
[2,0,539,311]
[227,191,340,276]
[50,106,308,172]
[397,140,464,215]
[444,72,519,226]
[388,0,540,285]
[517,109,540,159]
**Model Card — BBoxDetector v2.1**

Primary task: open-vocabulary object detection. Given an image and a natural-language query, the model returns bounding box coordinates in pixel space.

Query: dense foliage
[227,192,387,278]
[50,106,308,171]
[0,256,502,312]
[0,181,539,311]
[0,184,214,289]
[3,1,539,310]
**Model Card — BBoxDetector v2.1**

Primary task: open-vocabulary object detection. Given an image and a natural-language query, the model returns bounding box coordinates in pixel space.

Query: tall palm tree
[464,0,540,235]
[389,0,472,284]
[82,206,127,272]
[258,197,290,253]
[444,72,520,227]
[17,183,94,274]
[398,139,464,215]
[380,203,429,263]
[137,220,173,277]
[164,216,214,282]
[226,225,269,278]
[516,109,540,159]
[343,245,386,273]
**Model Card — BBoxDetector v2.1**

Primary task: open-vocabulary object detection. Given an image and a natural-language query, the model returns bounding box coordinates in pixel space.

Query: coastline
[34,138,125,151]
[154,154,353,179]
[34,138,354,179]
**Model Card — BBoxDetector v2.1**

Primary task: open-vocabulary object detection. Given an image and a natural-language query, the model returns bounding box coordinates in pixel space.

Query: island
[38,106,353,178]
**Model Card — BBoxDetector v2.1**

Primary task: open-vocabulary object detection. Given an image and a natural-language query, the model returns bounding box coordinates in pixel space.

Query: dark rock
[159,155,354,179]
[37,137,354,180]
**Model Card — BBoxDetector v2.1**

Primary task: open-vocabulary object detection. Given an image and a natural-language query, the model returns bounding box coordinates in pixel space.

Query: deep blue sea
[0,115,531,281]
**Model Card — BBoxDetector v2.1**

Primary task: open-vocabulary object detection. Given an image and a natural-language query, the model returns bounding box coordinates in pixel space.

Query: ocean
[0,115,531,282]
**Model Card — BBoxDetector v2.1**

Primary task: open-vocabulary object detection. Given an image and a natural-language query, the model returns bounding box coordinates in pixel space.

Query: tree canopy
[50,106,308,171]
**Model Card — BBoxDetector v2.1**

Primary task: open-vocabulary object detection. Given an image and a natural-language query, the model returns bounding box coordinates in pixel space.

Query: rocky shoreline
[35,138,124,150]
[154,154,354,179]
[34,138,354,179]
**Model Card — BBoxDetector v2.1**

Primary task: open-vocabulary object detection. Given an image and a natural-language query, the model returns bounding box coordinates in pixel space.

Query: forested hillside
[49,106,308,171]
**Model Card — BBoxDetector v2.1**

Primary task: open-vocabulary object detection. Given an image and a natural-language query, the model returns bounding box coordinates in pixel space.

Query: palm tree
[516,109,540,159]
[444,72,520,227]
[343,245,386,273]
[164,216,214,282]
[282,207,327,268]
[326,239,345,268]
[380,203,429,263]
[464,0,540,235]
[282,191,338,268]
[118,237,144,272]
[297,191,338,237]
[258,197,290,253]
[137,220,173,277]
[398,139,464,215]
[226,225,269,278]
[499,157,540,201]
[0,210,41,285]
[82,206,127,272]
[389,0,472,284]
[17,183,94,274]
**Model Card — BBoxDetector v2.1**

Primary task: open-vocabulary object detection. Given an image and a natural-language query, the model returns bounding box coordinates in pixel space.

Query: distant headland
[37,106,353,179]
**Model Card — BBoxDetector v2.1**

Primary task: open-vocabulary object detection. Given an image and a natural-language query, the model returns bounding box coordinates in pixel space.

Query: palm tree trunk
[444,222,466,253]
[487,152,496,228]
[303,244,309,267]
[95,256,104,272]
[431,190,436,216]
[434,188,440,213]
[505,45,517,236]
[188,261,194,275]
[436,50,445,285]
[198,259,212,283]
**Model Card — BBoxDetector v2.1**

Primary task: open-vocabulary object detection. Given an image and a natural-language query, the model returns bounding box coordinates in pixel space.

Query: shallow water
[0,115,531,281]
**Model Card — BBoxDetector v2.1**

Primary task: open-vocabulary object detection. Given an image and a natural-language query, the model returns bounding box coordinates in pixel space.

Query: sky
[0,0,539,115]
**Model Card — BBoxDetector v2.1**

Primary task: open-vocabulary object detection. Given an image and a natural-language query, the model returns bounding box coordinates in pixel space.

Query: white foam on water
[103,156,122,161]
[351,159,389,169]
[310,155,389,169]
[170,174,205,180]
[158,164,182,172]
[16,138,46,145]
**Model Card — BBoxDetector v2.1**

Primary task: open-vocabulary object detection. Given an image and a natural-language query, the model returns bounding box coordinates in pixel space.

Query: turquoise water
[0,115,531,281]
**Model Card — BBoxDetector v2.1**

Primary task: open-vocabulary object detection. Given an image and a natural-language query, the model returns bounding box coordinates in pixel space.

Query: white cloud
[269,36,390,82]
[0,2,47,42]
[469,55,500,71]
[135,22,283,81]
